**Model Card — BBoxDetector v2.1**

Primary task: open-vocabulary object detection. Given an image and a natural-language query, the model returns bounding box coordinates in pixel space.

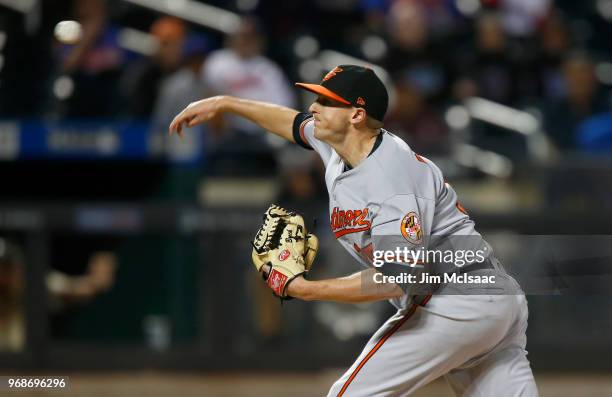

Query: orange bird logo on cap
[323,66,343,81]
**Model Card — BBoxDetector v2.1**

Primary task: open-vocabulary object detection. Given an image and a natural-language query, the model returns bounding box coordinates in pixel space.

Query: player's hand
[168,95,226,138]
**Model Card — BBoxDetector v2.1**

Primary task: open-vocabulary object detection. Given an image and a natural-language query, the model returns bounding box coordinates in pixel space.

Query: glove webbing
[252,218,285,254]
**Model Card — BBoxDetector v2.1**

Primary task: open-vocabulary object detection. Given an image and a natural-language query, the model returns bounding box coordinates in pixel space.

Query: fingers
[169,113,191,138]
[169,115,181,135]
[169,111,203,136]
[169,104,191,133]
[169,121,183,139]
[188,114,204,127]
[169,98,216,136]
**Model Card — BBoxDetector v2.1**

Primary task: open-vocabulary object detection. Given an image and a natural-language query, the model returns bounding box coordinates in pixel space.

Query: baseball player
[169,65,538,396]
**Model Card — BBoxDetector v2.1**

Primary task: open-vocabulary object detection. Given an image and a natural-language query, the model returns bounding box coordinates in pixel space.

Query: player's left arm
[286,269,404,303]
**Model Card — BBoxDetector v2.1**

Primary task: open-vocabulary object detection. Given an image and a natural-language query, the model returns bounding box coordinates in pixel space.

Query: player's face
[309,95,353,142]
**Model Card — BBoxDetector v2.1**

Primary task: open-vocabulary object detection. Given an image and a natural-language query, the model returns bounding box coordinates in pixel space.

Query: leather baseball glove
[251,204,319,299]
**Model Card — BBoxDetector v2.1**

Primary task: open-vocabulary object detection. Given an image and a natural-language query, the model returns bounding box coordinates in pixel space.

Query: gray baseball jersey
[294,113,495,307]
[292,113,538,397]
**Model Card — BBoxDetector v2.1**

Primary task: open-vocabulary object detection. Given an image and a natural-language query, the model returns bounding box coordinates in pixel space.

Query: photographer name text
[373,272,496,284]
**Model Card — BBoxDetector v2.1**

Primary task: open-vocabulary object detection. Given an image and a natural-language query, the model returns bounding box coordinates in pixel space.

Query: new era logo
[356,97,366,106]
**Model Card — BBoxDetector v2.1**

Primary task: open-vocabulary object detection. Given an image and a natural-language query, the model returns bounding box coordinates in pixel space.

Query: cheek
[331,115,350,131]
[321,110,342,127]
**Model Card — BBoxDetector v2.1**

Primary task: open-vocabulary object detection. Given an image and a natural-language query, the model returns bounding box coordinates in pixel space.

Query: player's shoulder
[372,130,443,198]
[375,130,433,171]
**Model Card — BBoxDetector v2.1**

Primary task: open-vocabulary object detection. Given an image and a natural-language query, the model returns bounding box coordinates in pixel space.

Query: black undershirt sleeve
[292,112,314,150]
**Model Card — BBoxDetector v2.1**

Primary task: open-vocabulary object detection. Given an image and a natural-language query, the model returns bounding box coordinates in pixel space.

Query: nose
[308,101,319,114]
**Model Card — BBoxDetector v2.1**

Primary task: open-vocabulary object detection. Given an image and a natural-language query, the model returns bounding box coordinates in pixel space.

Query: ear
[350,108,367,125]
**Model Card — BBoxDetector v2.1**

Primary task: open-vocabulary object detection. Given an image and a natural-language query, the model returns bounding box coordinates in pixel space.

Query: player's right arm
[286,269,405,303]
[168,95,299,142]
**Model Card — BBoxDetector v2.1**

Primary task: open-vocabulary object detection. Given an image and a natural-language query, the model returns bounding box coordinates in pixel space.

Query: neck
[332,127,380,168]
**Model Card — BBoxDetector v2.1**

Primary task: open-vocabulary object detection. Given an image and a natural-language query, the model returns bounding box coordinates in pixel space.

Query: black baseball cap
[295,65,389,122]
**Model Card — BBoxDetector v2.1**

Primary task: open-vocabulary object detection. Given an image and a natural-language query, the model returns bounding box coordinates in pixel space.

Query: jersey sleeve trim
[292,112,314,150]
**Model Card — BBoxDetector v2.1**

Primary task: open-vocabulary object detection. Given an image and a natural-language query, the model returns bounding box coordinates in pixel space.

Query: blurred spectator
[152,33,210,133]
[360,0,389,33]
[51,0,125,118]
[382,1,451,104]
[361,0,459,37]
[121,16,187,119]
[0,237,118,352]
[544,52,612,151]
[453,11,525,105]
[385,74,450,156]
[200,16,295,176]
[0,239,25,352]
[498,0,551,38]
[201,16,296,142]
[526,8,572,101]
[421,0,461,38]
[150,33,211,161]
[47,251,118,307]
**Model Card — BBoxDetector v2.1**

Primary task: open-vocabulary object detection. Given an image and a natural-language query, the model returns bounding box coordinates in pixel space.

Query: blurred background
[0,0,611,395]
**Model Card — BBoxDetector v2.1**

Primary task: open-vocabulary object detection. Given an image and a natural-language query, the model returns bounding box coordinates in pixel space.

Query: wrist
[215,95,227,112]
[286,276,313,301]
[216,95,233,113]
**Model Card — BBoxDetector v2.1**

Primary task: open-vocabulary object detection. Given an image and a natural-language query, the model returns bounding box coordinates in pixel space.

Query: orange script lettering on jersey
[331,207,372,238]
